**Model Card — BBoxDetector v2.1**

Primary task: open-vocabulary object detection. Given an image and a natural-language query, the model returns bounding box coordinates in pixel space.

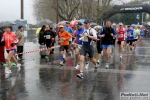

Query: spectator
[16,26,24,60]
[0,27,5,65]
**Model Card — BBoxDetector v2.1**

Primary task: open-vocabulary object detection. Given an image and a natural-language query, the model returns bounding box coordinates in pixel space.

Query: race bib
[118,34,123,38]
[82,36,88,42]
[46,35,50,39]
[127,33,131,36]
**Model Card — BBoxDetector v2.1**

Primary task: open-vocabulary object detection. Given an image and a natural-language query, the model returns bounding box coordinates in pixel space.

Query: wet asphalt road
[0,38,150,100]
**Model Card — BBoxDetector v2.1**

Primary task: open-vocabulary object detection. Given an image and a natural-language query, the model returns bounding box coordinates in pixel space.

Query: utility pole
[56,0,58,24]
[21,0,24,19]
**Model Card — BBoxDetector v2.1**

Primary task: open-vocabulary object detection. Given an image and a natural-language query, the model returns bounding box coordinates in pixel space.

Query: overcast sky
[0,0,36,24]
[0,0,131,24]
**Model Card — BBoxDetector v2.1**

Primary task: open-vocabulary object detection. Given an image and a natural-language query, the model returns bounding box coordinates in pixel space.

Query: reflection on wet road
[0,38,150,100]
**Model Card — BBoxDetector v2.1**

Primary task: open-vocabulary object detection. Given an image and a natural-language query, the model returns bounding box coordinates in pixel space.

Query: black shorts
[80,45,94,58]
[46,43,52,48]
[46,39,52,48]
[97,42,102,54]
[112,39,116,45]
[117,41,124,45]
[60,45,69,52]
[69,41,72,45]
[134,39,138,41]
[127,40,133,45]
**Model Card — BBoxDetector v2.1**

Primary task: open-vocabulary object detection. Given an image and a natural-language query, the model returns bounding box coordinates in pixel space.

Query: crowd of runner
[39,20,146,79]
[0,19,147,79]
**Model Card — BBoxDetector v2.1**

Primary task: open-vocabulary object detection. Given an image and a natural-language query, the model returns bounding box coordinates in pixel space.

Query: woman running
[1,26,21,74]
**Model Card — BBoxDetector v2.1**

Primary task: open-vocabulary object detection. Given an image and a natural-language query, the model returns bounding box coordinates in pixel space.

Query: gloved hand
[11,43,16,47]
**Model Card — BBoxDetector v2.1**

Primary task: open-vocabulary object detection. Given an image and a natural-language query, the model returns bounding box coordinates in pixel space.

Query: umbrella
[37,19,54,27]
[70,20,79,28]
[90,22,98,28]
[94,25,102,29]
[58,21,69,26]
[36,27,42,35]
[0,21,16,27]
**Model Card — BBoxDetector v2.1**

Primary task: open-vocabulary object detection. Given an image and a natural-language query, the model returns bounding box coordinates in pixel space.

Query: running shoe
[76,73,83,79]
[63,58,66,63]
[85,63,89,70]
[5,67,12,74]
[74,64,80,69]
[120,55,122,60]
[17,63,21,71]
[60,61,64,66]
[105,63,109,69]
[95,62,99,70]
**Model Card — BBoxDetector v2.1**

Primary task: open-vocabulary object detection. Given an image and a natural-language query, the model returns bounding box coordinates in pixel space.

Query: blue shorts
[102,45,112,50]
[6,49,17,54]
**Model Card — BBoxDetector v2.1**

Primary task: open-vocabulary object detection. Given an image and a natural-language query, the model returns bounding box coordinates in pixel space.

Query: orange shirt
[3,32,17,50]
[58,30,72,46]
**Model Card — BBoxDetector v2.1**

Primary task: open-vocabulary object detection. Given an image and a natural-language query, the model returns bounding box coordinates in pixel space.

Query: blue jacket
[126,29,134,40]
[76,28,84,45]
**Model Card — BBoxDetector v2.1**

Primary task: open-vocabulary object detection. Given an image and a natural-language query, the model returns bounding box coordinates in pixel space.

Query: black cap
[18,25,23,29]
[77,22,83,26]
[66,22,70,24]
[84,19,91,24]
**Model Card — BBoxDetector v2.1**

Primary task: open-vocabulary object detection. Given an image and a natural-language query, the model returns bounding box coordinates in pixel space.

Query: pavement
[0,38,150,100]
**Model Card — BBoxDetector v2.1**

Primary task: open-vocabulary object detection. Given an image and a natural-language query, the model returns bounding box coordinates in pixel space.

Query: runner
[76,20,97,79]
[100,20,116,69]
[44,25,55,56]
[112,23,117,49]
[74,22,84,69]
[133,25,140,51]
[139,26,144,42]
[1,26,21,74]
[58,25,72,66]
[95,27,103,67]
[64,22,74,56]
[126,25,134,54]
[117,23,125,60]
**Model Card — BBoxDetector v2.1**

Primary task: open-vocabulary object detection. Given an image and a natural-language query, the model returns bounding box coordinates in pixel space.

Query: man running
[100,20,116,69]
[74,22,84,69]
[76,20,97,79]
[64,22,74,56]
[117,23,125,60]
[58,25,72,66]
[126,25,134,54]
[133,25,140,51]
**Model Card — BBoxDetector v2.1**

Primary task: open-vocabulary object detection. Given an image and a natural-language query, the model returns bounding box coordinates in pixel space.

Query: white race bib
[46,35,50,39]
[82,36,88,42]
[118,34,123,38]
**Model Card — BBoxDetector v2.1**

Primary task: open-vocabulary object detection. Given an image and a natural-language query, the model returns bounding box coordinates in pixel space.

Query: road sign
[136,14,140,19]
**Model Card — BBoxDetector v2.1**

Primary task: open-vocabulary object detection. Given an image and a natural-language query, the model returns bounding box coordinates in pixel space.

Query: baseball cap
[84,19,91,24]
[119,22,123,26]
[112,23,116,26]
[59,25,64,28]
[66,22,70,24]
[77,22,83,26]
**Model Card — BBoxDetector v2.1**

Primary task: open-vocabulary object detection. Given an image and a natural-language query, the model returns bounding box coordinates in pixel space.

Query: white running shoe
[5,67,12,74]
[85,63,89,70]
[60,61,64,66]
[17,63,21,71]
[74,64,80,69]
[105,63,109,69]
[120,55,122,59]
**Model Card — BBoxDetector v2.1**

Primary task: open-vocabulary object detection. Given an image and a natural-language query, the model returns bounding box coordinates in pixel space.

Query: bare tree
[32,0,123,23]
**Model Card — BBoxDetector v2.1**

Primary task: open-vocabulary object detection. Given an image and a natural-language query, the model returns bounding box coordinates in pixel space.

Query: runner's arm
[88,29,97,40]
